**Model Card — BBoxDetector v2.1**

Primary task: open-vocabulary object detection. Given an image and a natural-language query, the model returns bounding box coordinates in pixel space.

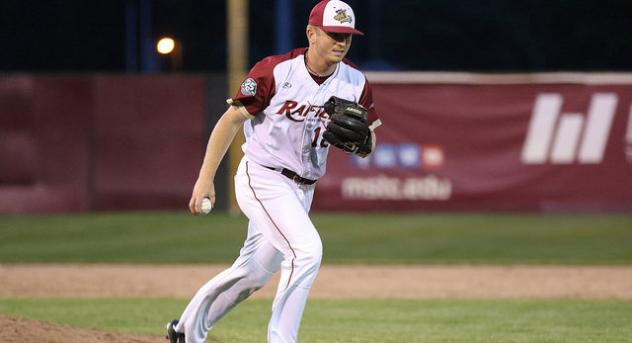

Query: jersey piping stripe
[245,161,296,290]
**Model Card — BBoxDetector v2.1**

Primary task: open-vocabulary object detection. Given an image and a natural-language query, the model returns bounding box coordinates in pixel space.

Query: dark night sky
[2,0,632,72]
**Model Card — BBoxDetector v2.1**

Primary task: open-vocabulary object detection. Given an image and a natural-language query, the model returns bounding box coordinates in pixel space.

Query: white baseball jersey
[229,48,381,180]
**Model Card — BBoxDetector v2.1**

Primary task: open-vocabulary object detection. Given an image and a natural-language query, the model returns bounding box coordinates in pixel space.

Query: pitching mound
[0,315,163,343]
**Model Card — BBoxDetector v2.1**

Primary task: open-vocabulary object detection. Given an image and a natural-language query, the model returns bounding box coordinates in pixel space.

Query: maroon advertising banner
[0,75,206,213]
[312,74,632,212]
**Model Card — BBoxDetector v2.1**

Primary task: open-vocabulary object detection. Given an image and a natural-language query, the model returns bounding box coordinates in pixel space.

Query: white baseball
[201,198,213,214]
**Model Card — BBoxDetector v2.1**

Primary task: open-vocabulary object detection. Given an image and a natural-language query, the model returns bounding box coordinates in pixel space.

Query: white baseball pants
[176,156,322,343]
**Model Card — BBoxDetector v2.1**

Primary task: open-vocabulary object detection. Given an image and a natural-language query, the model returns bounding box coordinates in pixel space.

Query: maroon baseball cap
[308,0,364,36]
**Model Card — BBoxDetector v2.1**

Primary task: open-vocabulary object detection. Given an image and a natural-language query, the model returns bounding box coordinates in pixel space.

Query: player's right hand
[189,180,216,215]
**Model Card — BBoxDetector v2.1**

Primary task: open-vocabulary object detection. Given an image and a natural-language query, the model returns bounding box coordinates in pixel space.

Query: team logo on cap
[241,78,257,96]
[333,9,352,24]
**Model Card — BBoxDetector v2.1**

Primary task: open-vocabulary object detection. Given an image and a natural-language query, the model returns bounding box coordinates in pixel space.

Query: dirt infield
[0,315,165,343]
[2,264,632,343]
[2,264,632,299]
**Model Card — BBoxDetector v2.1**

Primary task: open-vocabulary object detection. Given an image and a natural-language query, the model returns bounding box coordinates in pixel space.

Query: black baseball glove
[323,96,373,157]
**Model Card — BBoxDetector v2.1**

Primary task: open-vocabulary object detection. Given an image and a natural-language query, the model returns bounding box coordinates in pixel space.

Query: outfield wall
[315,73,632,212]
[1,73,631,213]
[0,75,214,213]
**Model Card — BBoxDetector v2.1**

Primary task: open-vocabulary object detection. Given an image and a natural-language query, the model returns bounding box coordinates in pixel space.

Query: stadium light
[157,37,176,55]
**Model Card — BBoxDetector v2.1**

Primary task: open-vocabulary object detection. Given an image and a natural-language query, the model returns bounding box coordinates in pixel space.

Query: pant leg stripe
[245,161,296,289]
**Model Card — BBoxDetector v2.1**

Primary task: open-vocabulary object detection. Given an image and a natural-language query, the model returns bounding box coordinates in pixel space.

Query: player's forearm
[197,107,247,182]
[370,130,377,153]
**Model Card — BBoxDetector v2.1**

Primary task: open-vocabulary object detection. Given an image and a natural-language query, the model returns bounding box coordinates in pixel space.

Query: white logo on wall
[521,93,618,164]
[341,175,452,201]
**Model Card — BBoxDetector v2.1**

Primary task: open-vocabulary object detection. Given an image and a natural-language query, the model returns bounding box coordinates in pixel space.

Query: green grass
[0,212,631,264]
[1,298,631,342]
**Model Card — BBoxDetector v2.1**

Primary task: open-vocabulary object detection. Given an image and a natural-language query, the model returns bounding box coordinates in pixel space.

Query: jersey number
[311,127,329,148]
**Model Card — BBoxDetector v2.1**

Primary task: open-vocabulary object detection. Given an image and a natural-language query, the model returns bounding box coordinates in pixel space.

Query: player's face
[312,27,352,64]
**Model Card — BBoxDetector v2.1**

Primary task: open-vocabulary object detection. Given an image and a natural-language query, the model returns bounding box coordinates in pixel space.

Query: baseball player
[166,1,381,342]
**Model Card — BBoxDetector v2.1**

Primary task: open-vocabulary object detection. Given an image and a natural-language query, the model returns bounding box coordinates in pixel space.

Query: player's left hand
[322,96,372,157]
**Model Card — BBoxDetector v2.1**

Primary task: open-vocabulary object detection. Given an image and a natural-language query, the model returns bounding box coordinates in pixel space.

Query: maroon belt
[263,166,317,185]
